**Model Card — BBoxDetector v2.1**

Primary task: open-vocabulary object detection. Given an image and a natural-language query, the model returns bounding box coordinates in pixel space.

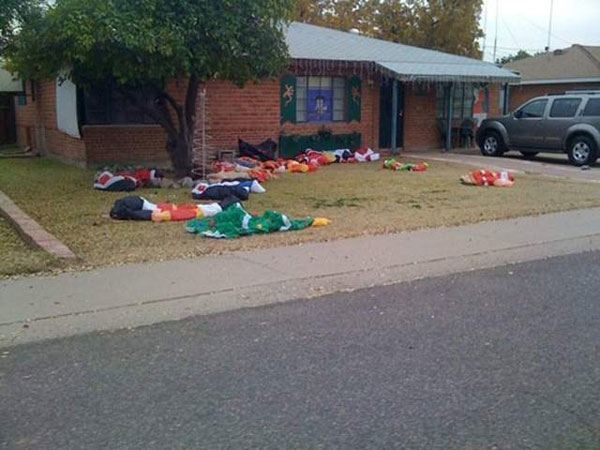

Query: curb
[410,154,526,174]
[0,190,77,259]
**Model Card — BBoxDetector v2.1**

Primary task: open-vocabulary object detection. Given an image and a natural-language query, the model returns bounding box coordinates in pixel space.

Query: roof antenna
[492,0,499,63]
[482,0,489,60]
[546,0,554,51]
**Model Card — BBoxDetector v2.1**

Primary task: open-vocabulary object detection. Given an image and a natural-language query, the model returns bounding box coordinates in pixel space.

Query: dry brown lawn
[0,217,58,276]
[1,156,600,276]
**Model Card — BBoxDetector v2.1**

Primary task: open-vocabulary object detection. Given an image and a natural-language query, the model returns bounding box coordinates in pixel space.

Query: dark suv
[477,91,600,166]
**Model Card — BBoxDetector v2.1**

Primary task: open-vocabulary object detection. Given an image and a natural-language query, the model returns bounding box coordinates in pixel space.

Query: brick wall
[14,82,39,149]
[487,84,504,117]
[509,82,600,111]
[199,79,280,152]
[83,125,170,167]
[198,75,380,156]
[14,81,86,163]
[84,78,187,167]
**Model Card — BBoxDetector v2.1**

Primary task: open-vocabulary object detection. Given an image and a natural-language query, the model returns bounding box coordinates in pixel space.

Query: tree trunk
[122,77,200,177]
[164,76,199,177]
[166,133,193,178]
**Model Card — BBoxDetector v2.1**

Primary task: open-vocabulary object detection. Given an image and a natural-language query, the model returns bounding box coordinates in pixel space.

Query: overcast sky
[480,0,600,62]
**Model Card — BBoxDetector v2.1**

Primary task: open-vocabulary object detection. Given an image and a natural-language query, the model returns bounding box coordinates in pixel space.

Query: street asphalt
[1,251,599,449]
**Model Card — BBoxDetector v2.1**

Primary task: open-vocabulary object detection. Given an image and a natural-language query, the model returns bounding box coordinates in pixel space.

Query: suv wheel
[480,131,504,157]
[568,135,598,166]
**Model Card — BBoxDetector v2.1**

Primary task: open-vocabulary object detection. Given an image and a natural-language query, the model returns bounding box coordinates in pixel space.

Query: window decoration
[295,76,346,123]
[280,75,296,124]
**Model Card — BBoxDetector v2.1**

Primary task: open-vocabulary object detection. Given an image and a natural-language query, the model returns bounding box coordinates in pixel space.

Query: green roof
[286,22,519,83]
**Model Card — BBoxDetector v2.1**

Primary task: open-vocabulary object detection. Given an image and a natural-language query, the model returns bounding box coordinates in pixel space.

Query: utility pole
[546,0,555,51]
[482,0,489,60]
[492,0,499,63]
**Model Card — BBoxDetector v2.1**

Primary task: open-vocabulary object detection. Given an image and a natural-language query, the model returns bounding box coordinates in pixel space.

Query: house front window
[82,82,157,125]
[436,84,475,120]
[296,76,346,123]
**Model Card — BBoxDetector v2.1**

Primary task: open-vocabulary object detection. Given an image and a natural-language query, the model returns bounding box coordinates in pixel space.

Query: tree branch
[117,86,178,137]
[185,74,200,132]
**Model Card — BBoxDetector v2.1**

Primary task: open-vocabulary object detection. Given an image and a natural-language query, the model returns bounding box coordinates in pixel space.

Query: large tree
[4,0,293,176]
[294,0,484,59]
[0,0,43,51]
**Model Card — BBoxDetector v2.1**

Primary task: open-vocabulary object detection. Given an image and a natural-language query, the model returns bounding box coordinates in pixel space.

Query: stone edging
[0,190,77,259]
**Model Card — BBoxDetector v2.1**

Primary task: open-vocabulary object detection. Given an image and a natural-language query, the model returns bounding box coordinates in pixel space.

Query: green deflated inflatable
[185,203,314,239]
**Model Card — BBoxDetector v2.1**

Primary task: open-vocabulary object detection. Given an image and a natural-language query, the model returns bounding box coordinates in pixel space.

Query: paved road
[2,251,600,449]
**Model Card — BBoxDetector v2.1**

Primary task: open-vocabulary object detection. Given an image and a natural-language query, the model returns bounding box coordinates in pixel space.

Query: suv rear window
[550,98,581,118]
[582,98,600,116]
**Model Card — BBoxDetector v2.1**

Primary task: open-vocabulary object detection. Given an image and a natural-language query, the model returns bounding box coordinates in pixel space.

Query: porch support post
[503,83,510,114]
[445,82,454,151]
[391,78,399,154]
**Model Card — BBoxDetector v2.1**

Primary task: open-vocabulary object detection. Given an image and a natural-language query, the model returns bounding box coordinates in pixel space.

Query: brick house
[506,45,600,111]
[11,22,517,167]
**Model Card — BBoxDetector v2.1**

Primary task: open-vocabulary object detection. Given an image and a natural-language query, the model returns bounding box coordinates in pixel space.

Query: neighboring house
[506,45,600,111]
[13,22,518,167]
[0,65,21,145]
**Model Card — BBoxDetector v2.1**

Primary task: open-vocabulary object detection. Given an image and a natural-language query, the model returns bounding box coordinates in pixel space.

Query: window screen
[583,98,600,116]
[435,84,475,119]
[549,98,581,118]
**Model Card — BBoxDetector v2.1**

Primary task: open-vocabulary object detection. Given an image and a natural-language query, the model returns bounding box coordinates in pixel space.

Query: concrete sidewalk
[2,207,600,347]
[409,150,600,183]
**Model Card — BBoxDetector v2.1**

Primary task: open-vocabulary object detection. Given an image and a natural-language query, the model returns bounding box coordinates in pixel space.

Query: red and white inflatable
[94,169,164,191]
[460,170,515,187]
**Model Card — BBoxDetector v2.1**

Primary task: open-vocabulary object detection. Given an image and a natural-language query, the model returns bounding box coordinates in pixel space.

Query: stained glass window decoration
[296,76,345,123]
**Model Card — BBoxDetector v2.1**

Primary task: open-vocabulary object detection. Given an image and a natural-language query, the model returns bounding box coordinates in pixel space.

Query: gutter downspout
[503,83,510,114]
[391,78,398,154]
[445,83,454,152]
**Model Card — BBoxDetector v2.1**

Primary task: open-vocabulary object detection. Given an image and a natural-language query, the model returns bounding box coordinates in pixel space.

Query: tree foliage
[5,0,293,175]
[293,0,484,58]
[496,50,535,66]
[0,0,43,52]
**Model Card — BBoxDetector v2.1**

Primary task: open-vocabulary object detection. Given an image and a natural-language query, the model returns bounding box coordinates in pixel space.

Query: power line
[517,12,573,45]
[501,16,519,49]
[547,0,554,50]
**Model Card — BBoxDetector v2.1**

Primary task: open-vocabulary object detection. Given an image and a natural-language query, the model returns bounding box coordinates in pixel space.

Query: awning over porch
[376,61,519,84]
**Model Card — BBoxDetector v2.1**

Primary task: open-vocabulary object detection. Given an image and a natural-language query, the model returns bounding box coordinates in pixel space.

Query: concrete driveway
[410,149,600,183]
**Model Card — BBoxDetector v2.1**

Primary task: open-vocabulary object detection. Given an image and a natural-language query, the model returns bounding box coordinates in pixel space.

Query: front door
[379,81,404,149]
